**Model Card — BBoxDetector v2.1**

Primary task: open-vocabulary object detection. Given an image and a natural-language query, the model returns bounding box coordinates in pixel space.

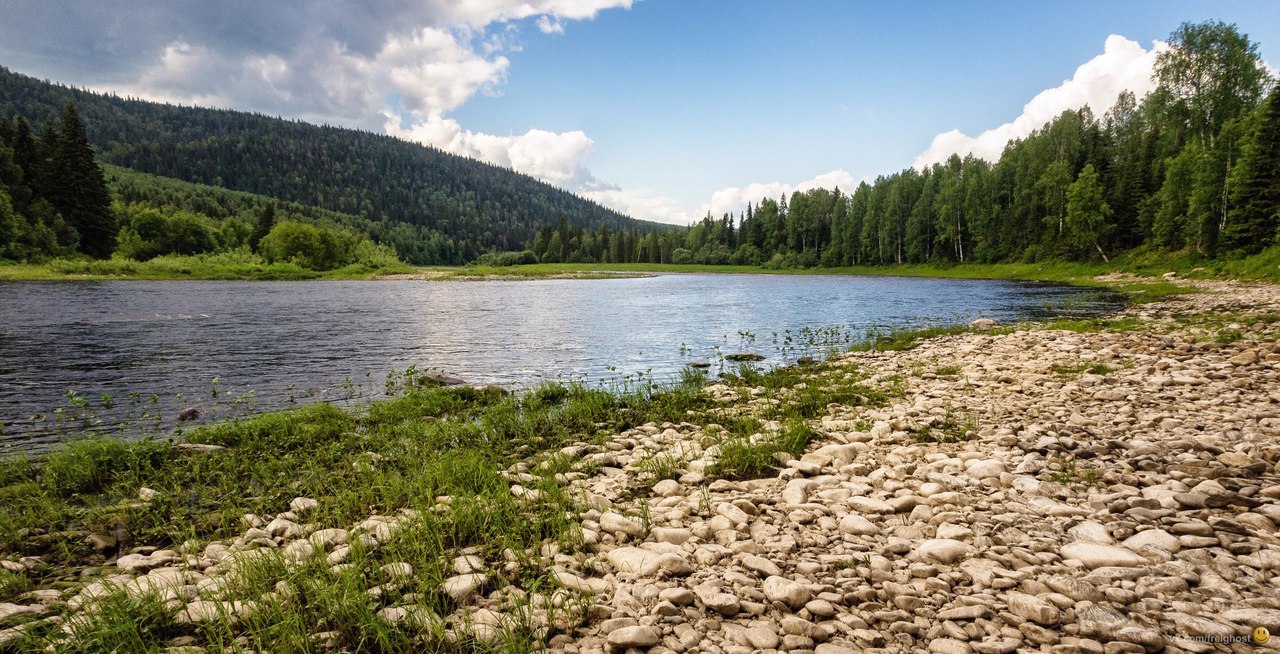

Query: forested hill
[0,66,661,263]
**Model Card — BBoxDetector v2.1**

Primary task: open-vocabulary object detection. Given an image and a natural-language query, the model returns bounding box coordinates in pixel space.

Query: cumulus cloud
[2,0,631,127]
[698,169,859,219]
[582,189,692,225]
[385,113,606,191]
[914,35,1167,168]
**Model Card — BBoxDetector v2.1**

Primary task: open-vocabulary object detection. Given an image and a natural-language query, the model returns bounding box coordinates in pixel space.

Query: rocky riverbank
[3,276,1279,653]
[535,278,1280,654]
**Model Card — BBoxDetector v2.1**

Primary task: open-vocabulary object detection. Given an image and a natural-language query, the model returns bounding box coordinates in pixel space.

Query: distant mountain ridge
[0,66,665,264]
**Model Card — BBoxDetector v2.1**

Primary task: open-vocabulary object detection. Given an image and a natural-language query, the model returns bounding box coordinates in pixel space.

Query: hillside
[0,66,664,264]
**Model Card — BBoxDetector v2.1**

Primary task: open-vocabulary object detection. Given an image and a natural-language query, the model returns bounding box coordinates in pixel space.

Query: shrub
[471,250,538,267]
[259,221,353,270]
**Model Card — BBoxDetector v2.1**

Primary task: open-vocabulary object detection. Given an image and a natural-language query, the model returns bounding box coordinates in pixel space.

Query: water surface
[0,274,1118,450]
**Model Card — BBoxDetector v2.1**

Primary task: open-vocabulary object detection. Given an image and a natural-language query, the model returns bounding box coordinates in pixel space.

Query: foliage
[258,220,353,271]
[471,250,539,267]
[0,104,113,261]
[1224,88,1280,253]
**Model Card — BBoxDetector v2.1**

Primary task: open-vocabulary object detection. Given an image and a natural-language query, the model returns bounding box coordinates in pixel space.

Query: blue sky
[2,1,1278,224]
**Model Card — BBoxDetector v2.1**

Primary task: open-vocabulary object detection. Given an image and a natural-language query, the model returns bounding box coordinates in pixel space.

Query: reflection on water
[0,274,1119,450]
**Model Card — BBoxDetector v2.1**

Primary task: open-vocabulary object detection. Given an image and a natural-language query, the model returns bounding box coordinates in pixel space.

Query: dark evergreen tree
[1224,89,1280,252]
[251,202,276,251]
[49,104,115,257]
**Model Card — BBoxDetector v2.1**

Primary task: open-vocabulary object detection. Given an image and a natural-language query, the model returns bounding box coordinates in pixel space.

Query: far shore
[3,254,1262,298]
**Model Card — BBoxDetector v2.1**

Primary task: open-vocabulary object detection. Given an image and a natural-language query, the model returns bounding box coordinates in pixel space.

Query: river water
[0,274,1119,450]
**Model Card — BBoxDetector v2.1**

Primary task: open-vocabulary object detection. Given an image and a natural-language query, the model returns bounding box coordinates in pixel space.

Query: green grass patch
[710,418,816,480]
[0,251,412,281]
[1041,316,1146,333]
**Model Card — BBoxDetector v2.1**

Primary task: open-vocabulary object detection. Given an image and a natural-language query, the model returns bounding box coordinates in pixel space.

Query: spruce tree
[1224,89,1280,252]
[50,104,115,258]
[251,202,276,251]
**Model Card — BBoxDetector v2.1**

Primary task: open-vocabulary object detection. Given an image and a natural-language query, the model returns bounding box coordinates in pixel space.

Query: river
[0,274,1119,450]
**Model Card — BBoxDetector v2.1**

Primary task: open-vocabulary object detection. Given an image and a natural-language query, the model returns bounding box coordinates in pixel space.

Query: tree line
[0,110,402,271]
[529,21,1279,267]
[0,104,115,260]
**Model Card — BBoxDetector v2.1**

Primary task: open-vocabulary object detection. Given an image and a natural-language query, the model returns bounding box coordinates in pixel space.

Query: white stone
[1005,591,1060,625]
[599,512,645,538]
[381,562,413,578]
[717,502,752,525]
[650,527,692,545]
[605,547,692,576]
[289,497,319,514]
[1122,529,1181,554]
[838,514,880,536]
[762,576,812,609]
[652,479,680,496]
[910,539,972,564]
[1067,521,1113,544]
[606,625,661,649]
[308,528,347,550]
[965,459,1005,480]
[1060,542,1148,569]
[442,574,487,604]
[178,600,255,625]
[453,555,485,574]
[701,591,741,616]
[554,571,610,594]
[741,555,783,578]
[848,497,894,513]
[265,517,304,539]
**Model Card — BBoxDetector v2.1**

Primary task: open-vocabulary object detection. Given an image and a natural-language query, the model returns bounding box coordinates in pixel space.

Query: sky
[2,1,1279,225]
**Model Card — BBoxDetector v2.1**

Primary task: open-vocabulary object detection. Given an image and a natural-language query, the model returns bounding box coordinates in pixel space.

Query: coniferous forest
[1,20,1278,271]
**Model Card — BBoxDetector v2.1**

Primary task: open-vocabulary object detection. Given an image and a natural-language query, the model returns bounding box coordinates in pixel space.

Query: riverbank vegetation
[0,359,892,651]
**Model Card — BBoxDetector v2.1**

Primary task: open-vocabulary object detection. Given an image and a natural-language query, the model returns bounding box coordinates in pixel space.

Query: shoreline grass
[0,357,895,652]
[6,245,1279,284]
[0,254,412,282]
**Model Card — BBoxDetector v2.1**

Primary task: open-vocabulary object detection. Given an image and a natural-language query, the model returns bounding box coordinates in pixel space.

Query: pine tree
[1224,89,1280,252]
[251,202,276,251]
[50,104,115,257]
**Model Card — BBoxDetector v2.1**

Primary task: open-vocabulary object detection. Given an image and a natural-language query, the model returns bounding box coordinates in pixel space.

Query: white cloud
[385,113,605,191]
[440,0,635,28]
[914,34,1167,168]
[381,27,511,114]
[87,0,631,130]
[698,169,858,219]
[576,169,864,227]
[537,16,566,34]
[582,189,691,225]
